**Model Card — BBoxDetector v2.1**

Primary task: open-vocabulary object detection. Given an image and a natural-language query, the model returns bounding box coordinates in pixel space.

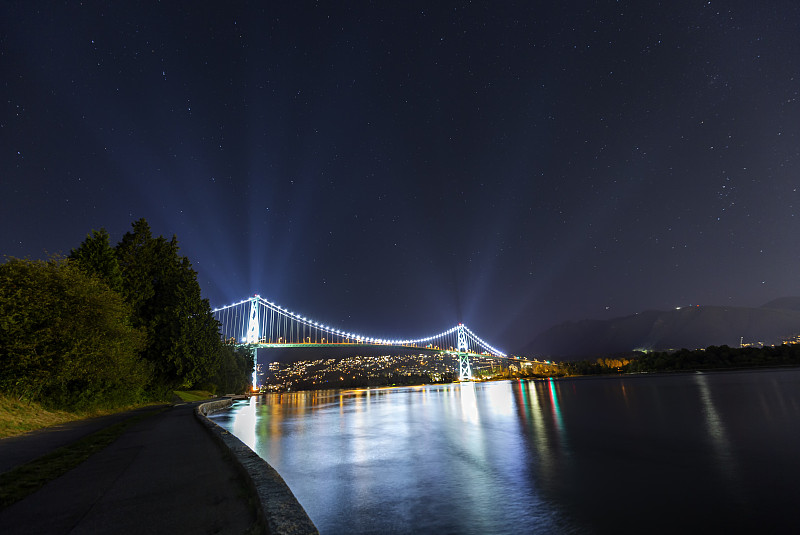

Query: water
[210,369,800,533]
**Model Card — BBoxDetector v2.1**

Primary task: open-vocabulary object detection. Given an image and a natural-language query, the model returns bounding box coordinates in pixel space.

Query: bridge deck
[247,342,518,360]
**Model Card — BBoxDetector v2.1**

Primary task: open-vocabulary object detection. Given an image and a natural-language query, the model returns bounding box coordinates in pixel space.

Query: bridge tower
[246,296,260,389]
[246,296,260,344]
[456,324,472,381]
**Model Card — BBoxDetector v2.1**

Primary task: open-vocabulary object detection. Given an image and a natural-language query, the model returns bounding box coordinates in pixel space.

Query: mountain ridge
[522,297,800,360]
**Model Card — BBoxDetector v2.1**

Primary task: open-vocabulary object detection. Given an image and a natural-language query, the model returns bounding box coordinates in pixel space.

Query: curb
[196,400,319,535]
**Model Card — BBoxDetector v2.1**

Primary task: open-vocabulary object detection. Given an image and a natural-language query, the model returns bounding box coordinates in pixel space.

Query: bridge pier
[456,324,472,381]
[457,353,472,382]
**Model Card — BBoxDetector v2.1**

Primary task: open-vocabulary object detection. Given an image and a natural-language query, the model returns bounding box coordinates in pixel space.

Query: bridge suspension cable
[211,294,506,358]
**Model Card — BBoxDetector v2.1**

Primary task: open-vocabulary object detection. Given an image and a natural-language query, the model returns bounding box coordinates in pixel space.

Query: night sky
[3,2,800,354]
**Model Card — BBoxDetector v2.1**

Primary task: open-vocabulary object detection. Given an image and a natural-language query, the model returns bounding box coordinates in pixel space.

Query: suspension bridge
[211,295,510,382]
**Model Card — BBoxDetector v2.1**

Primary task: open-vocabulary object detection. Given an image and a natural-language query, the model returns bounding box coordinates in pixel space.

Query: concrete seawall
[197,399,319,535]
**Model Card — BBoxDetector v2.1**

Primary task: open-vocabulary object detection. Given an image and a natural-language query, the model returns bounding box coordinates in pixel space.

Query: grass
[173,390,215,402]
[0,406,166,510]
[0,390,216,439]
[0,395,85,439]
[0,394,167,439]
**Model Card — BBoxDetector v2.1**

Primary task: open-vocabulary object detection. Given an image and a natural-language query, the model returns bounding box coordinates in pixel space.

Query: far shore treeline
[501,344,800,380]
[0,219,253,412]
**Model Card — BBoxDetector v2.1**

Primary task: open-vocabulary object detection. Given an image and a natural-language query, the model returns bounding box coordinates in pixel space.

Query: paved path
[0,405,167,474]
[0,402,260,534]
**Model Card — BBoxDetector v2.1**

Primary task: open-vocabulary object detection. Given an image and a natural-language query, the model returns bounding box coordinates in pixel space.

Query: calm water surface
[211,369,800,533]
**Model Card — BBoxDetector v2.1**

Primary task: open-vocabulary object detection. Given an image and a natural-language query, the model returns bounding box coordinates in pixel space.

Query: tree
[116,219,223,392]
[0,257,148,410]
[69,228,123,293]
[211,344,254,394]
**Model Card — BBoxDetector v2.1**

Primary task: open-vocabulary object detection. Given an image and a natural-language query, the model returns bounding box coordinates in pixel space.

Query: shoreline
[197,400,318,535]
[256,361,800,394]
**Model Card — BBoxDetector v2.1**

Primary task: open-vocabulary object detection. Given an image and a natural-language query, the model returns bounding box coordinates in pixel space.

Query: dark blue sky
[3,2,800,353]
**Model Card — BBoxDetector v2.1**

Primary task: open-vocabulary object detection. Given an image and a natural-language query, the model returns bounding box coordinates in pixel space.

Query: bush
[0,257,149,411]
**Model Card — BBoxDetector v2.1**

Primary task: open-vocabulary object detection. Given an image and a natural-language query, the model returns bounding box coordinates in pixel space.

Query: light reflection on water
[211,370,800,534]
[694,373,739,489]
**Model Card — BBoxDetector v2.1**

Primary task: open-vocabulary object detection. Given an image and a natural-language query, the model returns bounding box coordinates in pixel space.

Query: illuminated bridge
[212,295,510,382]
